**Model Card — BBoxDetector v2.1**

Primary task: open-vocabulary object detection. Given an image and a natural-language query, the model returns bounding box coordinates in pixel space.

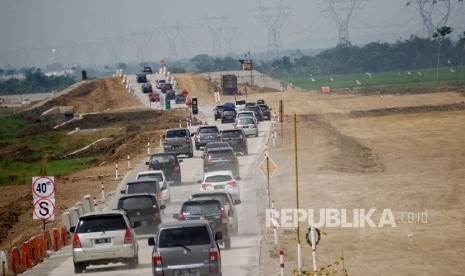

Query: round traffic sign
[33,198,56,220]
[305,227,321,247]
[32,176,55,199]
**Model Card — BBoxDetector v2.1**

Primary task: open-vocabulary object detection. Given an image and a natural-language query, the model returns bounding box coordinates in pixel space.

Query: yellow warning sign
[259,156,277,179]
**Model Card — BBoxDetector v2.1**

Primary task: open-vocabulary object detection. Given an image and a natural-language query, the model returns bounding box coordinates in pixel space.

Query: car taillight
[153,251,162,266]
[73,233,82,248]
[241,137,246,144]
[178,213,185,221]
[202,183,213,190]
[163,139,168,145]
[205,158,213,164]
[253,125,257,128]
[124,228,133,244]
[219,208,228,219]
[210,248,219,262]
[154,209,161,219]
[227,180,236,187]
[174,165,180,172]
[186,137,190,144]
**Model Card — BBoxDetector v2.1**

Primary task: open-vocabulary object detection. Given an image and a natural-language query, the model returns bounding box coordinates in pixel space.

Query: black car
[121,179,164,205]
[136,73,147,83]
[174,199,232,249]
[256,99,265,105]
[142,66,153,74]
[203,148,240,179]
[146,153,183,184]
[258,104,271,120]
[201,142,232,160]
[165,89,176,101]
[175,94,185,104]
[218,129,248,155]
[194,125,220,150]
[214,105,224,120]
[245,105,264,121]
[221,109,237,124]
[117,193,165,235]
[141,83,153,93]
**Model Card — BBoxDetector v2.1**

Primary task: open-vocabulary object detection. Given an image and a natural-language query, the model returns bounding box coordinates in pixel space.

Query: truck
[221,74,238,95]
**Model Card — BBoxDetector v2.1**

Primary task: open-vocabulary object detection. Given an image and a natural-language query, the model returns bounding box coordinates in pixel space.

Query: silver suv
[70,210,139,273]
[163,128,194,158]
[148,220,222,276]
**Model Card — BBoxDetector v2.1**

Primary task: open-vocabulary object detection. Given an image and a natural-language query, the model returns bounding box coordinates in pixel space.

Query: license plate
[174,269,199,276]
[214,185,225,189]
[95,238,111,244]
[172,145,181,150]
[242,126,249,128]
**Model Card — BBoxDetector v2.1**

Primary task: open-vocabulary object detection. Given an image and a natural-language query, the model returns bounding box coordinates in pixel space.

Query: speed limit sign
[32,176,55,199]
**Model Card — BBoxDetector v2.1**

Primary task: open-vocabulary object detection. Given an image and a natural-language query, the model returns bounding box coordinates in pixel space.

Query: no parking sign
[32,176,55,220]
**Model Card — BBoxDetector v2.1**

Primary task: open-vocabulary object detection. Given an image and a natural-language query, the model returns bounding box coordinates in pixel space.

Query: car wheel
[74,262,85,274]
[195,144,200,150]
[128,254,138,268]
[224,239,231,250]
[188,151,194,158]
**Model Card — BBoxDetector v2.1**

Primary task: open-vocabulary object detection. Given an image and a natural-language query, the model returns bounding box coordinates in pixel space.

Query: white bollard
[101,182,105,199]
[127,154,131,169]
[297,244,302,274]
[69,207,80,227]
[93,196,98,211]
[115,162,119,179]
[75,201,84,217]
[147,142,151,155]
[61,212,71,232]
[82,195,92,213]
[179,119,182,128]
[159,134,163,147]
[279,249,285,276]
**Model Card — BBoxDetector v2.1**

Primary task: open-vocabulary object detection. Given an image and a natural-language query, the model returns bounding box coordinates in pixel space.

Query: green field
[284,66,465,91]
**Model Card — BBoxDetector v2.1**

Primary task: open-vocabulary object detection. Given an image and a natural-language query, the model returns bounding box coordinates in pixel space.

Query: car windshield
[209,150,234,158]
[182,202,220,215]
[236,100,246,105]
[223,111,235,115]
[119,196,156,210]
[193,194,229,205]
[166,130,187,138]
[126,182,157,194]
[221,131,242,138]
[199,127,218,134]
[137,173,164,182]
[76,215,126,233]
[205,175,233,182]
[150,155,175,163]
[158,226,210,247]
[238,118,255,125]
[238,112,254,118]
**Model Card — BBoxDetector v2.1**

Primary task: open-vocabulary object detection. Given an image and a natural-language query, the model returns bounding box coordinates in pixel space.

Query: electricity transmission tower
[204,14,226,56]
[323,0,365,47]
[176,25,193,59]
[222,25,238,55]
[131,31,153,62]
[406,0,454,36]
[255,1,291,53]
[161,26,180,60]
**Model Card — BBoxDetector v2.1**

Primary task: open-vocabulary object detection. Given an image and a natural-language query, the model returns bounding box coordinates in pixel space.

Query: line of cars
[136,66,185,104]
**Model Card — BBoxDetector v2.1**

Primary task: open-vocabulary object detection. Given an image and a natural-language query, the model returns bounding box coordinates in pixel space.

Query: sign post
[32,176,56,230]
[258,153,277,209]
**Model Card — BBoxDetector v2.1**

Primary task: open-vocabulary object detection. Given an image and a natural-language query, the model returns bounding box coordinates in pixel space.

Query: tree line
[0,68,76,95]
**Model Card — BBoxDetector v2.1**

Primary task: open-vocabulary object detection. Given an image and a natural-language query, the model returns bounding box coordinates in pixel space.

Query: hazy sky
[0,0,464,68]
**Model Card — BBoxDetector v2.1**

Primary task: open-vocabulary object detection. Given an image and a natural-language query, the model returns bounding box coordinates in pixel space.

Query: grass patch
[0,116,28,141]
[285,66,465,91]
[0,157,94,186]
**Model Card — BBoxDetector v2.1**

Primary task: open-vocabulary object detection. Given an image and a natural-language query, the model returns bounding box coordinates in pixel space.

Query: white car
[198,170,240,200]
[234,117,258,137]
[235,110,258,125]
[21,98,31,105]
[136,170,171,203]
[235,99,246,111]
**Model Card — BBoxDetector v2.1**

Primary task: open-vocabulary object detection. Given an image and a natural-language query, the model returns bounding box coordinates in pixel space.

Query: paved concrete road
[24,90,272,276]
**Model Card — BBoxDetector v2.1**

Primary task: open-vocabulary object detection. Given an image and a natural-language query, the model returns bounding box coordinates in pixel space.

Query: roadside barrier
[83,195,93,213]
[21,241,35,269]
[159,135,163,147]
[93,196,98,211]
[61,226,70,246]
[52,228,61,251]
[101,182,106,199]
[61,211,71,232]
[127,154,131,170]
[43,230,52,251]
[69,207,79,229]
[29,236,42,264]
[36,235,48,259]
[115,162,119,179]
[9,247,24,275]
[279,249,285,276]
[147,141,151,155]
[75,201,83,217]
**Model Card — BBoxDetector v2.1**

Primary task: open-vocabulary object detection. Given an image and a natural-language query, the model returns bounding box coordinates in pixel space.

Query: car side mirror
[197,180,202,184]
[234,199,242,205]
[148,237,156,246]
[69,226,75,233]
[133,221,141,228]
[160,205,166,210]
[215,231,223,241]
[227,209,233,216]
[173,214,179,219]
[120,190,126,194]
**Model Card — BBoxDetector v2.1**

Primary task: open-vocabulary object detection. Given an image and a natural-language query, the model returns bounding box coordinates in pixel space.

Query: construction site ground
[1,73,464,275]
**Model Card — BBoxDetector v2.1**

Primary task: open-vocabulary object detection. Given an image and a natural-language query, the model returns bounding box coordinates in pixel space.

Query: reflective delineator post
[127,154,131,170]
[147,142,151,155]
[311,227,317,272]
[159,135,163,147]
[115,162,118,179]
[279,249,285,276]
[93,196,98,211]
[179,119,182,128]
[101,183,105,200]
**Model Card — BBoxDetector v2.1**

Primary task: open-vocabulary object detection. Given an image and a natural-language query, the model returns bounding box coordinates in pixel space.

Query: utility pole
[407,0,453,36]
